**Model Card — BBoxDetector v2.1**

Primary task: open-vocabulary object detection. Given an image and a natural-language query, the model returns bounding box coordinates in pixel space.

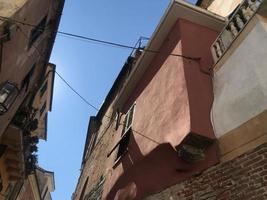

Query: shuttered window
[122,103,135,134]
[29,16,47,48]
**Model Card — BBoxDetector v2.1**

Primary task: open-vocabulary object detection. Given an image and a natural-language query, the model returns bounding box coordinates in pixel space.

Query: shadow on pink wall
[105,134,218,200]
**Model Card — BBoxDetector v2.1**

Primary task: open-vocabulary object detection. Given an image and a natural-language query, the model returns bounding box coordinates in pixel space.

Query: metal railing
[211,0,264,63]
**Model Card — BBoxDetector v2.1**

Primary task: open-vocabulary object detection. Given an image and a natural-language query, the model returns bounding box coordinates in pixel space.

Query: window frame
[114,103,136,163]
[114,110,121,131]
[28,16,47,49]
[0,82,19,115]
[21,63,36,92]
[39,101,47,117]
[87,131,98,157]
[39,81,48,98]
[121,103,136,135]
[114,128,132,164]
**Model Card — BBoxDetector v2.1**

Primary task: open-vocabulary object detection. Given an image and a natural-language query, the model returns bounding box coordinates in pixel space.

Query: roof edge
[113,0,225,109]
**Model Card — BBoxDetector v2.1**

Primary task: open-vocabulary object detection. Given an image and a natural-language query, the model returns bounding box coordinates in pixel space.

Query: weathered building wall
[35,168,55,200]
[0,150,11,198]
[15,179,36,200]
[73,109,118,200]
[0,0,27,25]
[197,0,215,9]
[145,1,267,199]
[198,0,242,17]
[208,0,242,17]
[212,14,267,161]
[101,19,219,200]
[73,46,139,200]
[72,1,226,199]
[145,142,267,200]
[16,168,55,200]
[32,63,56,140]
[0,0,61,137]
[73,1,224,198]
[0,0,63,198]
[74,1,267,200]
[212,15,267,138]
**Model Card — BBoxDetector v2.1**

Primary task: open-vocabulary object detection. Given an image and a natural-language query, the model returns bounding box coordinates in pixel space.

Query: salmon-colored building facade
[104,19,222,200]
[74,0,267,199]
[73,1,226,200]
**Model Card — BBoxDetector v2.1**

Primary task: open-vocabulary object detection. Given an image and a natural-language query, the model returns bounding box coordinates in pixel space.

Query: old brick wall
[73,54,139,200]
[145,142,267,200]
[73,105,119,200]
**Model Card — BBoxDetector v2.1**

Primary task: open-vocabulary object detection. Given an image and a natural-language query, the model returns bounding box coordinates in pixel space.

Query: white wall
[212,15,267,138]
[208,0,242,17]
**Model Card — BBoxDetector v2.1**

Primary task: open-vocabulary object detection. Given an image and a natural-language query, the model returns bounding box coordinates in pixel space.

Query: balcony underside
[1,125,25,182]
[211,0,266,66]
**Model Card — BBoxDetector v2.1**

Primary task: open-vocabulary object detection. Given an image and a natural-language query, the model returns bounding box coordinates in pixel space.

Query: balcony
[0,123,39,185]
[1,125,25,182]
[211,0,265,64]
[0,104,39,192]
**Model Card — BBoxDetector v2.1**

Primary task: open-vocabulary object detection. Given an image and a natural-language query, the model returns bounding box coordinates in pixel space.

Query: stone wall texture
[145,142,267,200]
[73,115,118,200]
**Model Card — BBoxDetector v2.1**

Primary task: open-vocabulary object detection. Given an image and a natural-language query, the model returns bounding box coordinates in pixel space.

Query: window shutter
[123,103,135,134]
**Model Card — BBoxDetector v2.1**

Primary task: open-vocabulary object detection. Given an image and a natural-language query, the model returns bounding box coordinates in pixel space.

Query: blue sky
[38,0,197,199]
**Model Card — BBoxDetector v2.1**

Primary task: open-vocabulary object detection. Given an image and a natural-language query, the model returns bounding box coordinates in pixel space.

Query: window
[122,103,135,134]
[0,82,19,115]
[115,110,121,130]
[42,187,49,200]
[21,63,36,92]
[115,129,131,161]
[115,104,135,161]
[28,16,47,48]
[0,144,7,158]
[39,81,48,97]
[87,132,98,157]
[84,176,105,200]
[79,177,88,200]
[107,104,136,162]
[40,102,46,117]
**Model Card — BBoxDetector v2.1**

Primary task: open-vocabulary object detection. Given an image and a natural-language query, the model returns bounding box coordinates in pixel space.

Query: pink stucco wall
[103,19,219,200]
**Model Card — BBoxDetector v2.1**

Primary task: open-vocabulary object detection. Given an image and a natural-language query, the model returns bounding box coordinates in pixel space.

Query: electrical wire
[55,71,100,113]
[56,31,199,60]
[56,71,161,147]
[55,70,161,149]
[1,8,216,191]
[0,16,201,61]
[3,14,187,160]
[17,27,114,119]
[13,18,198,125]
[17,24,161,148]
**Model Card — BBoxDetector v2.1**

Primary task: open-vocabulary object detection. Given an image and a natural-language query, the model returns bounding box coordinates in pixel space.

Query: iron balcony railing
[211,0,264,63]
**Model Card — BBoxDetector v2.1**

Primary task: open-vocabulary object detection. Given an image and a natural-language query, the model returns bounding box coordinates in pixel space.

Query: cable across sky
[1,11,203,148]
[0,16,200,61]
[12,22,161,147]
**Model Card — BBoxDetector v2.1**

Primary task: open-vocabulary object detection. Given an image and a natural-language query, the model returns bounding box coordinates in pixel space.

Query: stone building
[16,167,55,200]
[73,0,267,199]
[0,0,64,199]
